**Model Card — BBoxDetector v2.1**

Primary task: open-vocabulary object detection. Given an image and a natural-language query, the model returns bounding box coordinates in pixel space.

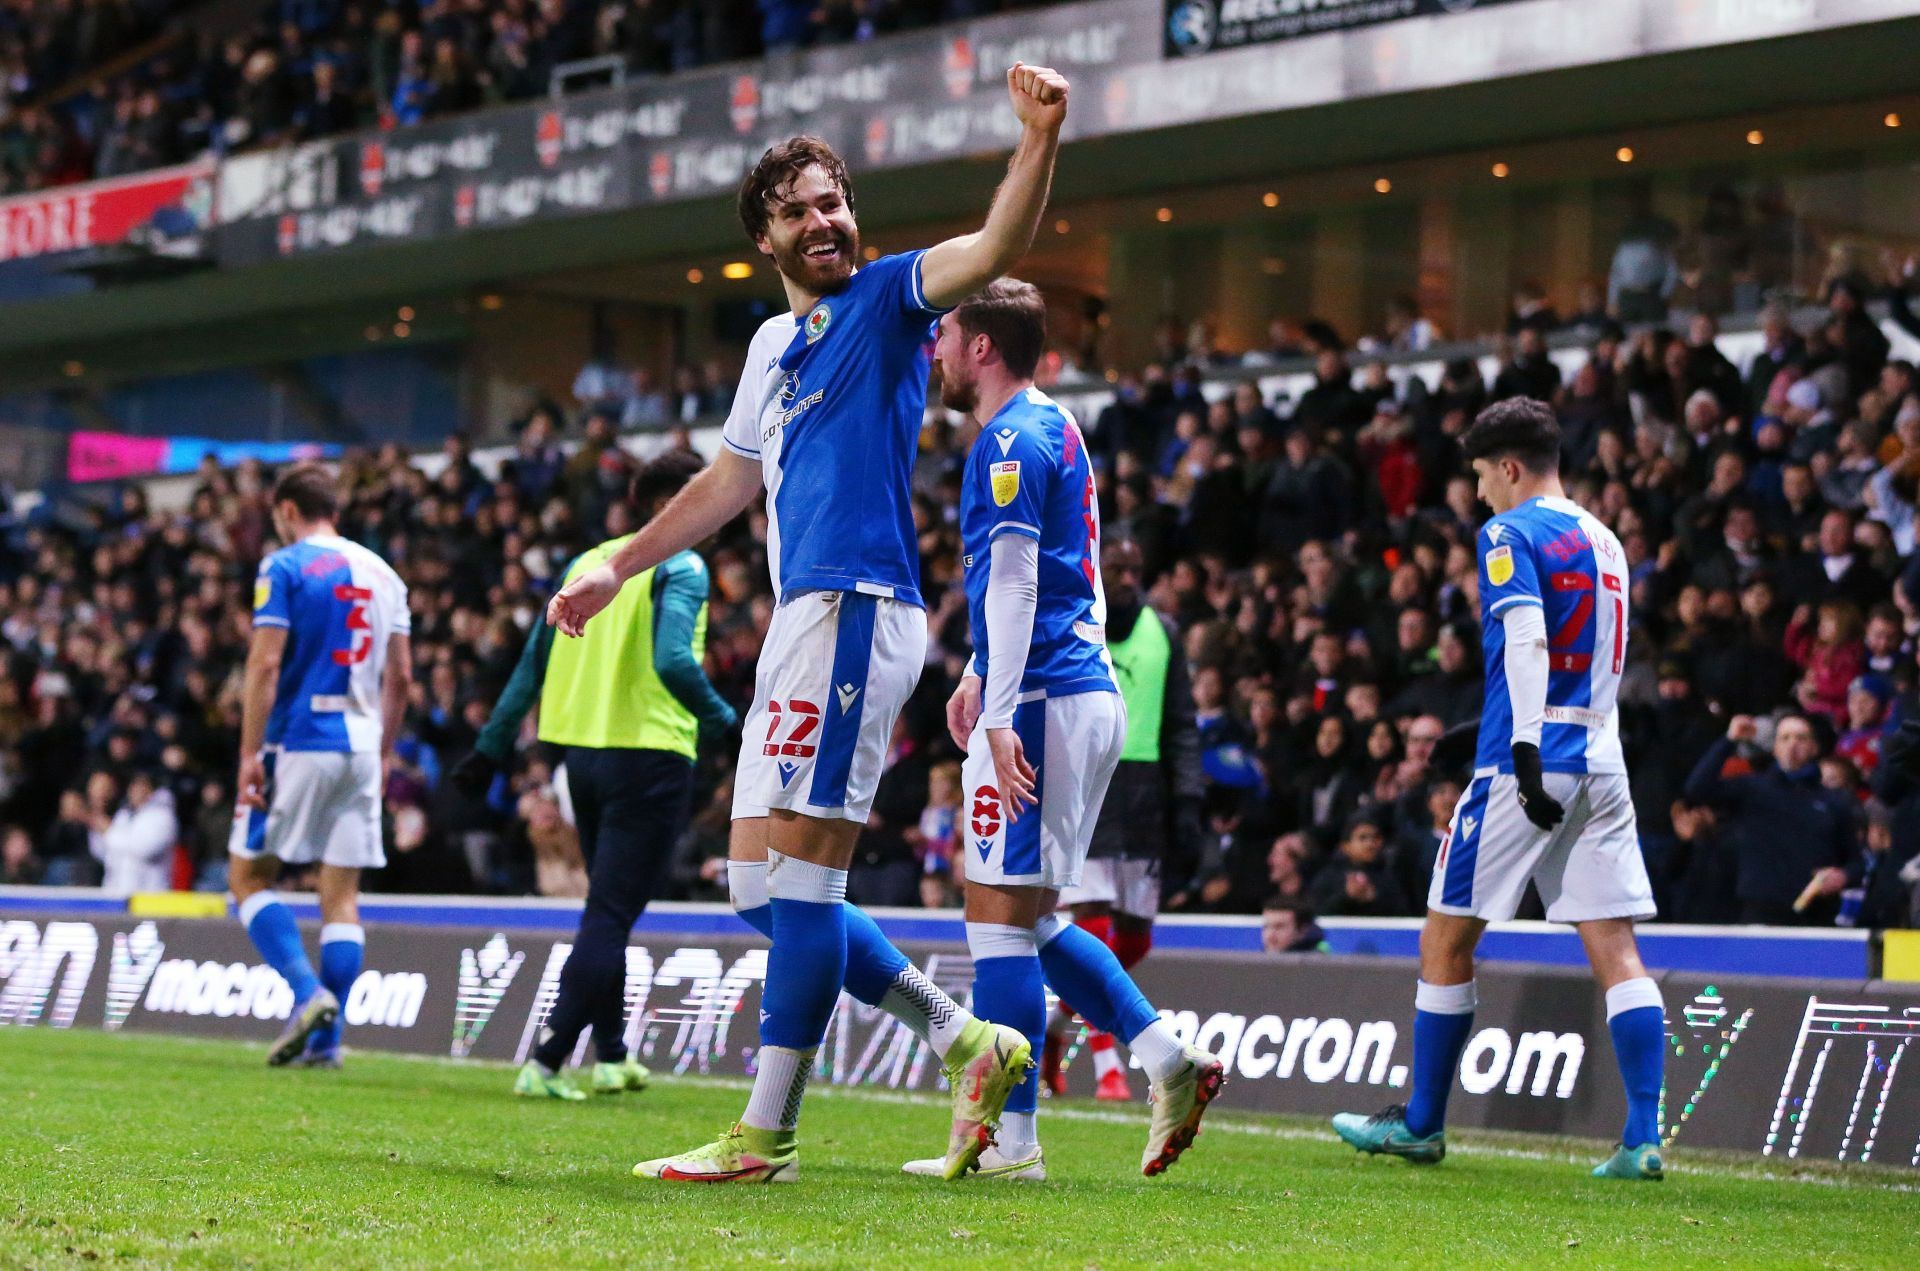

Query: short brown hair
[737,135,853,245]
[271,463,338,521]
[953,278,1047,380]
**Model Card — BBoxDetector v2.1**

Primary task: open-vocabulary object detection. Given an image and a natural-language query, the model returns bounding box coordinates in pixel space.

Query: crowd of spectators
[0,0,1060,196]
[6,263,1920,934]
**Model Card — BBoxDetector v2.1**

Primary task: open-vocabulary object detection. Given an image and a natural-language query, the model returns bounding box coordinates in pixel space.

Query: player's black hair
[271,463,338,522]
[629,449,703,518]
[953,278,1047,380]
[737,135,854,246]
[1460,397,1562,475]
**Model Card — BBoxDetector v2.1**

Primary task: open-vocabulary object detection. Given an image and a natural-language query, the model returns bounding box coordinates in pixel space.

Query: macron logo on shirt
[994,428,1017,456]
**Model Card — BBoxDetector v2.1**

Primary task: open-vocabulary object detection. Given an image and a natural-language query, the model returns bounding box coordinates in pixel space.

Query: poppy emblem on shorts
[971,786,1001,843]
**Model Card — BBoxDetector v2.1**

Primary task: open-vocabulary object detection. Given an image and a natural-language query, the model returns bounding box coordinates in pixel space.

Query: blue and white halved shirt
[1475,495,1627,775]
[721,250,946,607]
[252,534,410,752]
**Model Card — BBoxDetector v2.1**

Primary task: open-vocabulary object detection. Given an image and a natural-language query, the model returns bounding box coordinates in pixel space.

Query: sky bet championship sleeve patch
[1486,543,1514,586]
[253,576,272,611]
[991,460,1021,507]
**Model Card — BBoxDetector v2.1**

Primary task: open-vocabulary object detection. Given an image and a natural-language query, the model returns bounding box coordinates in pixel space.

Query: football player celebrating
[550,63,1071,1183]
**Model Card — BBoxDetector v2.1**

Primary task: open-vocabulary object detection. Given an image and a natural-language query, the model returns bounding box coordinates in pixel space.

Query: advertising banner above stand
[1161,0,1533,58]
[208,0,1918,267]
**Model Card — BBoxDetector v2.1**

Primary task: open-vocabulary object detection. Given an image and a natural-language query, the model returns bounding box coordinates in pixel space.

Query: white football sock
[743,1044,813,1133]
[1127,1019,1190,1085]
[998,1111,1039,1157]
[879,962,974,1060]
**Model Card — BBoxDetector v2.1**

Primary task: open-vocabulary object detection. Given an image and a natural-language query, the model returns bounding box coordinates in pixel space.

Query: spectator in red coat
[1786,600,1866,727]
[1358,400,1423,523]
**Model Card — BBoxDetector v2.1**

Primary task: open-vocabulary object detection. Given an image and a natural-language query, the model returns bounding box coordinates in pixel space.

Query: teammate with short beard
[894,277,1224,1181]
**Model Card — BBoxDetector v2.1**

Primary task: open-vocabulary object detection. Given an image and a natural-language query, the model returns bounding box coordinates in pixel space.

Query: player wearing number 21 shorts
[1333,398,1666,1182]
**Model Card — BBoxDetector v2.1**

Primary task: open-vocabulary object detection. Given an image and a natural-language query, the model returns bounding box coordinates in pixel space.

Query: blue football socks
[239,891,320,1004]
[1606,978,1666,1148]
[1405,980,1477,1138]
[968,924,1046,1119]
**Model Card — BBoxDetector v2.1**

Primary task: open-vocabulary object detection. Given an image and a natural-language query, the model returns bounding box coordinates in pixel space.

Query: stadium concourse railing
[0,884,1897,981]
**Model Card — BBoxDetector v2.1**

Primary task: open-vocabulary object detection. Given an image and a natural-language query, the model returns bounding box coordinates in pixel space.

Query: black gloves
[450,749,500,799]
[1511,742,1565,831]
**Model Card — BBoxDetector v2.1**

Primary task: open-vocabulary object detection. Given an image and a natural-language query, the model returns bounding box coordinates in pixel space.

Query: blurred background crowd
[0,0,1064,195]
[7,255,1920,934]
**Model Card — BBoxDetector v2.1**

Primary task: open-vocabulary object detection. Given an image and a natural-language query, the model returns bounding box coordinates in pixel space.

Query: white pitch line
[217,1040,1920,1194]
[643,1072,1920,1193]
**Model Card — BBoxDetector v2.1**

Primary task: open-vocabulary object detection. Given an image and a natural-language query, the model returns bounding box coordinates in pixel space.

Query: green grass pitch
[2,1028,1916,1269]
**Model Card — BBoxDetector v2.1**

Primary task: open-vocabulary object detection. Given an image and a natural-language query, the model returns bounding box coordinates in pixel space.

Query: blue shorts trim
[1003,698,1046,877]
[1442,776,1491,910]
[809,593,877,808]
[234,751,276,858]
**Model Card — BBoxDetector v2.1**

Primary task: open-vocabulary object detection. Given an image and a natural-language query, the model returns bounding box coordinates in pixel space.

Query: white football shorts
[1058,857,1162,918]
[732,589,927,823]
[962,690,1126,891]
[1429,771,1653,924]
[229,748,386,870]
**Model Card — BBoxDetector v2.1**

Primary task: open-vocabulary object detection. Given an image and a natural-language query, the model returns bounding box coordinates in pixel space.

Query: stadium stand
[0,0,1067,195]
[1,0,1917,943]
[6,261,1920,935]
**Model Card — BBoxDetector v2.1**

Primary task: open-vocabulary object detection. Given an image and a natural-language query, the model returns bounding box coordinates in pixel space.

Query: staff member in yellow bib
[455,450,737,1100]
[1042,533,1204,1101]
